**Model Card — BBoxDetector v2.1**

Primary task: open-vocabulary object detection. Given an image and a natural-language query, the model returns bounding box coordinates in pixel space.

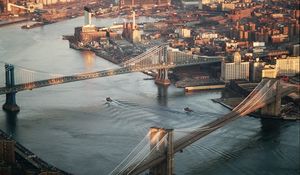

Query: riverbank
[0,17,28,27]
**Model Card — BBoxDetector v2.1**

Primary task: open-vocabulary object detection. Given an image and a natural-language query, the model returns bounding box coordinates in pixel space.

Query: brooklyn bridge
[0,45,297,175]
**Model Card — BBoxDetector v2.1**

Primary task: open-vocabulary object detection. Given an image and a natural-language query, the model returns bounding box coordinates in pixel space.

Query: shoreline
[69,42,158,78]
[212,98,300,121]
[0,18,28,27]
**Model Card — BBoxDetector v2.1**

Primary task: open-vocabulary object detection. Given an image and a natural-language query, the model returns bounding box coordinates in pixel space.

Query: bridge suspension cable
[125,134,168,175]
[0,45,224,95]
[118,79,284,175]
[108,133,151,175]
[121,45,163,67]
[109,131,168,175]
[0,61,64,87]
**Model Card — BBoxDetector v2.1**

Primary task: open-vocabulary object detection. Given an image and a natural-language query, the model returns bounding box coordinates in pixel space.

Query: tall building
[221,52,250,82]
[250,60,265,82]
[276,56,300,76]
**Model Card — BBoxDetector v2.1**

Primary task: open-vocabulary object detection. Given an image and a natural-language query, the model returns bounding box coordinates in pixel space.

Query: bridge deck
[0,59,221,95]
[126,83,297,175]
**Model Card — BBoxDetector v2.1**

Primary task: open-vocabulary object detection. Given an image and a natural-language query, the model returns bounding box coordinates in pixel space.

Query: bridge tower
[149,127,174,175]
[261,80,281,117]
[3,64,20,112]
[155,46,171,86]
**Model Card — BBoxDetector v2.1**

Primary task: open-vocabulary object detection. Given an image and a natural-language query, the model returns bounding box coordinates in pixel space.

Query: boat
[143,77,155,80]
[184,107,193,112]
[106,97,112,102]
[21,22,43,29]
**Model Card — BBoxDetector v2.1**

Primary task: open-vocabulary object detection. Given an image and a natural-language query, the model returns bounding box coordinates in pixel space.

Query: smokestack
[84,6,92,26]
[132,10,136,30]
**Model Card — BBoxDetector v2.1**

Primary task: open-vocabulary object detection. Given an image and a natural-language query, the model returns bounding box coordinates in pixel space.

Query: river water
[0,17,299,175]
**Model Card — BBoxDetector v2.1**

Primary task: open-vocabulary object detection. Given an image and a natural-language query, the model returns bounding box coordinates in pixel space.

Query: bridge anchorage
[3,64,19,112]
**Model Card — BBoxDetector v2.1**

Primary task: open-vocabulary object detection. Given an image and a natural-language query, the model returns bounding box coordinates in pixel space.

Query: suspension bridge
[0,45,222,112]
[0,44,298,174]
[108,78,297,175]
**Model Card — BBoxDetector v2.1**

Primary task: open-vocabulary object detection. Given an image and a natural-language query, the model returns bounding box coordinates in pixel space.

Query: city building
[291,44,300,56]
[0,0,8,13]
[179,28,191,38]
[157,0,170,6]
[202,0,216,4]
[250,59,265,82]
[222,3,235,11]
[74,7,105,45]
[119,0,170,8]
[276,56,300,76]
[38,0,76,5]
[122,11,141,43]
[119,0,136,8]
[201,32,218,39]
[181,0,199,8]
[262,65,277,79]
[221,52,250,82]
[142,0,156,8]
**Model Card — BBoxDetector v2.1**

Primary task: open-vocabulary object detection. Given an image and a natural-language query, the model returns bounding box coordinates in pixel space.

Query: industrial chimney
[84,6,92,26]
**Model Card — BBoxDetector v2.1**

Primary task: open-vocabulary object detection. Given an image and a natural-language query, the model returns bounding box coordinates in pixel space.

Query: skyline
[0,0,299,174]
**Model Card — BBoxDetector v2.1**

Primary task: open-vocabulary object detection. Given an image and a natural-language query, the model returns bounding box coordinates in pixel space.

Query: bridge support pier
[155,46,171,86]
[3,64,20,112]
[261,80,281,117]
[155,69,171,86]
[149,127,174,175]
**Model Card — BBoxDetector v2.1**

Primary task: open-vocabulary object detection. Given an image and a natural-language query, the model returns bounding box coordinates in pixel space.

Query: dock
[185,84,225,91]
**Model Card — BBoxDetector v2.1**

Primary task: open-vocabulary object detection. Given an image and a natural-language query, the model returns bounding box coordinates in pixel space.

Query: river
[0,16,299,175]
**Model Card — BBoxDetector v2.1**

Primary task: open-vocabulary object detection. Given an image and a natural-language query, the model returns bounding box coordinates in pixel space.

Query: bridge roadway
[0,58,221,95]
[125,83,297,175]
